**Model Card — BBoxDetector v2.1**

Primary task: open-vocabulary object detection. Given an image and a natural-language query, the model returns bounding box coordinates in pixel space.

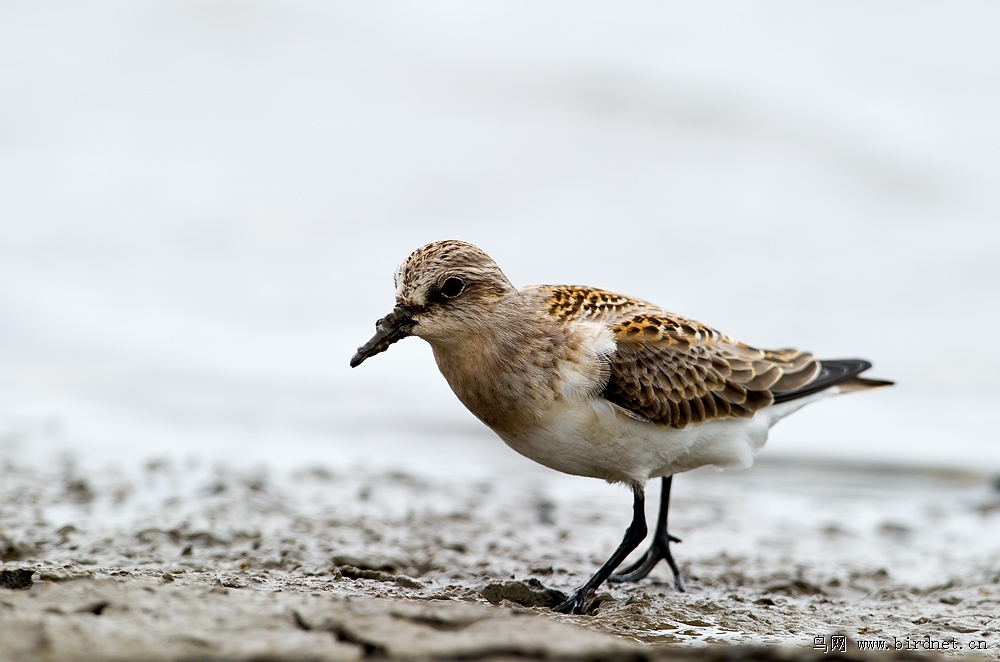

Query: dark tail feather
[772,359,893,403]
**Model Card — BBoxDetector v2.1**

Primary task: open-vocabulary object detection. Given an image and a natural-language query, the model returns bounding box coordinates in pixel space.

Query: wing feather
[597,310,820,428]
[541,285,885,429]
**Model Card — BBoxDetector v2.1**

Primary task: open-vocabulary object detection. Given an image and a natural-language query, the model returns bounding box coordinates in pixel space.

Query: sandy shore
[2,446,1000,660]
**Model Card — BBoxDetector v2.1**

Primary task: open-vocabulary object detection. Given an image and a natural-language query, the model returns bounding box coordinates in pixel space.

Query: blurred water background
[2,1,998,483]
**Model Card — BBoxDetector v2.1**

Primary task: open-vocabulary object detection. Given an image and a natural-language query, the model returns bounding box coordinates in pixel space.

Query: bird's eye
[440,277,465,298]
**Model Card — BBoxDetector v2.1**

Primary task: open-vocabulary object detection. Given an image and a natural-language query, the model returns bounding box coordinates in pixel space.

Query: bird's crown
[394,240,513,309]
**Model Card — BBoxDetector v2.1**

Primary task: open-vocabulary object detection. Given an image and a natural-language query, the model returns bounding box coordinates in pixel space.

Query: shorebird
[350,240,892,614]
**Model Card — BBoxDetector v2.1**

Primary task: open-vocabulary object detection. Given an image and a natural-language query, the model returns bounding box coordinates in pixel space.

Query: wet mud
[2,450,1000,660]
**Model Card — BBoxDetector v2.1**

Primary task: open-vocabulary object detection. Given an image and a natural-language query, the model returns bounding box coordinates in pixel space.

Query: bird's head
[350,240,514,367]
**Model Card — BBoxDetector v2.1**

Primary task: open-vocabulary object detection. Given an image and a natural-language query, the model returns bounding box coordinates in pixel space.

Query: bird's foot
[609,534,685,591]
[553,588,599,615]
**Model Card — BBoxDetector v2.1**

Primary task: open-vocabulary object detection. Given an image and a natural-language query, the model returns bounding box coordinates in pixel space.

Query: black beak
[350,305,417,368]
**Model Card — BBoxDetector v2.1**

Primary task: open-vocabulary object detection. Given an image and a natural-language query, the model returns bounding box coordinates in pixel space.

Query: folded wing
[602,312,822,428]
[541,286,889,429]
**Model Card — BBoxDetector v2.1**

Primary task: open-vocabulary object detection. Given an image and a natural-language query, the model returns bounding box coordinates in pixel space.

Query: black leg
[554,487,647,615]
[609,475,686,591]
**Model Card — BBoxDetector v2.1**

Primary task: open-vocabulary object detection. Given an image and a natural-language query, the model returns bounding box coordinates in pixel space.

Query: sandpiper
[350,240,892,614]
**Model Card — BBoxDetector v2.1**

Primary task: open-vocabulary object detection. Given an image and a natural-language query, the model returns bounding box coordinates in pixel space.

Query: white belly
[494,392,831,487]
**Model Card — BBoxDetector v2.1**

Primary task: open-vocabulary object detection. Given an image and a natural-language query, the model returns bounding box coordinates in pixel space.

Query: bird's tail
[772,358,892,403]
[836,375,895,395]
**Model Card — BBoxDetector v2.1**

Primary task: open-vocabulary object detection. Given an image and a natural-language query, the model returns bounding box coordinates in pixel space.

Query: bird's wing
[541,286,887,427]
[541,286,821,427]
[602,311,820,428]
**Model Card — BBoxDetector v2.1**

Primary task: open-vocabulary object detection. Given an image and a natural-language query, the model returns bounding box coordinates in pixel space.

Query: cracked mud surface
[2,438,1000,660]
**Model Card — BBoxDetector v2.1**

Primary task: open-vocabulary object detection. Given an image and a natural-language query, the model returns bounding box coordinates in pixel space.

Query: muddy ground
[2,441,1000,660]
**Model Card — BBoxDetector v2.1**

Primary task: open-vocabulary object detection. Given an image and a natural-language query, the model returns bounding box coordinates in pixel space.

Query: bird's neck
[428,316,561,435]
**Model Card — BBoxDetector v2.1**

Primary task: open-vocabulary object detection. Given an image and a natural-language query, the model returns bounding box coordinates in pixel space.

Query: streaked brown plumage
[544,285,822,428]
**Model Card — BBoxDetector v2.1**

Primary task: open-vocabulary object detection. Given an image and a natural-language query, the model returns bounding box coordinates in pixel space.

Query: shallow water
[1,1,999,473]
